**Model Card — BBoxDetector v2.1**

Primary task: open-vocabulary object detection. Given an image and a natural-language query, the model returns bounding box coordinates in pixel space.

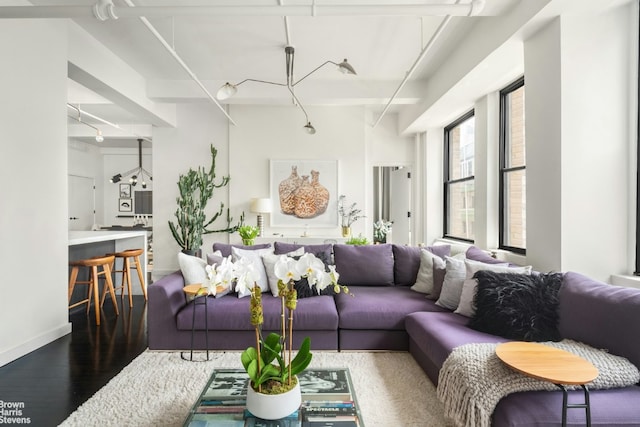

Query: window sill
[610,274,640,289]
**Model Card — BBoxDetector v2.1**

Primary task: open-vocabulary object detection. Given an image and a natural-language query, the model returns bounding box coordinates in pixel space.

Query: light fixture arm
[292,60,337,87]
[235,78,287,88]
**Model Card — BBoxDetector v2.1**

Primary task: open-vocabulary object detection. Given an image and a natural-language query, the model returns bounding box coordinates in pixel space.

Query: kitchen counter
[68,230,149,298]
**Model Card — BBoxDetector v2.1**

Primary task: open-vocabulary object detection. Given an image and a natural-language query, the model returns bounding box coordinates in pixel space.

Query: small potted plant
[238,253,349,420]
[337,195,364,237]
[238,224,259,246]
[373,219,393,244]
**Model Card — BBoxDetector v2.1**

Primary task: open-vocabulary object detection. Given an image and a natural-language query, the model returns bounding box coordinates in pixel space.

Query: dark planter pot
[182,248,202,258]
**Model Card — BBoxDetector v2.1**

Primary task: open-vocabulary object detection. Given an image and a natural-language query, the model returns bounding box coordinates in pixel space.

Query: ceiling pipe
[67,103,152,142]
[0,1,489,19]
[372,0,471,128]
[121,0,236,125]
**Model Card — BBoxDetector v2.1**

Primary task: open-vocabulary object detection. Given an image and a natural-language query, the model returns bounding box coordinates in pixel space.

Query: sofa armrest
[148,271,187,349]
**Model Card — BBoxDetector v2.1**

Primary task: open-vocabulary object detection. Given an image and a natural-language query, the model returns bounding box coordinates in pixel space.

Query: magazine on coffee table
[183,368,363,427]
[298,369,353,401]
[202,370,250,400]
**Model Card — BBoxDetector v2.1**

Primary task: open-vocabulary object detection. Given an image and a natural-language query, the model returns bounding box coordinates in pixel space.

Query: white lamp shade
[251,198,272,214]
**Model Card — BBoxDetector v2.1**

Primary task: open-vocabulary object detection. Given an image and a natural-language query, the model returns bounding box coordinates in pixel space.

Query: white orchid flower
[315,271,333,293]
[275,255,301,284]
[295,253,325,286]
[234,257,258,296]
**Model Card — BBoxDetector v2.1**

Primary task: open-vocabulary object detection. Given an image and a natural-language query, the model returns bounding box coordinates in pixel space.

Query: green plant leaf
[289,337,313,377]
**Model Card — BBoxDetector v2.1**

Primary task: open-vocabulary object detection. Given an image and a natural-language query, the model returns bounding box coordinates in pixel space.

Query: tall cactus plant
[168,145,243,253]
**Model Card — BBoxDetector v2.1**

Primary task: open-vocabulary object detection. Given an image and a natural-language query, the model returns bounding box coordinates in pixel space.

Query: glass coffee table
[183,368,365,427]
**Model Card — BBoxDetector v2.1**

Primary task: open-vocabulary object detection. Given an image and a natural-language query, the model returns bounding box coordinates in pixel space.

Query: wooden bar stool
[68,255,119,326]
[102,248,147,308]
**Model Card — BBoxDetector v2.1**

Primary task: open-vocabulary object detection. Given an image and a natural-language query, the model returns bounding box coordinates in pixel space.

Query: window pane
[447,180,475,240]
[503,170,526,248]
[449,116,475,180]
[505,86,525,168]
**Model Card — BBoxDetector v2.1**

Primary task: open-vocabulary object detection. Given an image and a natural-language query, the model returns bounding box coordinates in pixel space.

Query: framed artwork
[118,198,132,212]
[119,183,131,198]
[270,159,338,227]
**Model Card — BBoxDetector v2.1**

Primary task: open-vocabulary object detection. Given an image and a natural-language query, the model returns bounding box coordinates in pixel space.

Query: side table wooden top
[496,341,599,385]
[183,283,206,296]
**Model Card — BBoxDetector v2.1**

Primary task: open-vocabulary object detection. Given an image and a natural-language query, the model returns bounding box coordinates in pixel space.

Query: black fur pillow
[468,271,563,342]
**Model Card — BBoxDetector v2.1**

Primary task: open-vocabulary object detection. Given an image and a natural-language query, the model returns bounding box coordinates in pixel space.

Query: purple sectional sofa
[148,242,640,426]
[148,243,444,351]
[406,271,640,426]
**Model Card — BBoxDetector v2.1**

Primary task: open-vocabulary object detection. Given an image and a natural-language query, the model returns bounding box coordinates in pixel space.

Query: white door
[68,175,95,231]
[389,167,411,245]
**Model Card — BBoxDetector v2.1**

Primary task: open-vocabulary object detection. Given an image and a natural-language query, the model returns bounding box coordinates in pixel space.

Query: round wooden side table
[182,284,210,362]
[496,341,599,427]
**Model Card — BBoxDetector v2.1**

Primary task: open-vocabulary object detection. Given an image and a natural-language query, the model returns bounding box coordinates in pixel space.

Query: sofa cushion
[559,272,640,368]
[469,271,563,342]
[177,252,208,286]
[333,244,394,286]
[335,286,446,330]
[212,242,272,258]
[394,244,450,287]
[261,249,305,296]
[231,246,274,295]
[411,249,446,295]
[176,293,339,331]
[493,387,640,427]
[274,242,333,262]
[405,312,507,372]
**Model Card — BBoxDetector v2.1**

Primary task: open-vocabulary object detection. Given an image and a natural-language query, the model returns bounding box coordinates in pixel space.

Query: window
[499,77,526,254]
[444,110,475,242]
[636,0,640,275]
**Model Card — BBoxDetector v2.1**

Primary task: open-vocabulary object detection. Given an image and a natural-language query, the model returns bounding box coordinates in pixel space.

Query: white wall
[153,103,230,277]
[523,5,632,280]
[228,105,367,240]
[0,20,71,367]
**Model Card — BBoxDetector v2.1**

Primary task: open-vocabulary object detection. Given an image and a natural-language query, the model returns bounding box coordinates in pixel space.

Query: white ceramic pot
[245,379,301,420]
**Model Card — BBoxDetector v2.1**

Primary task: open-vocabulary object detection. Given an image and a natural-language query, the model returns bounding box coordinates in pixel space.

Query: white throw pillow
[454,260,533,316]
[231,246,274,296]
[464,258,532,279]
[454,279,478,317]
[262,248,305,296]
[177,252,208,286]
[411,249,446,295]
[435,256,468,310]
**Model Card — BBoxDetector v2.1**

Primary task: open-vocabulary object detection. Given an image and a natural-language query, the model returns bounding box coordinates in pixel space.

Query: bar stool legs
[68,255,119,326]
[102,249,147,308]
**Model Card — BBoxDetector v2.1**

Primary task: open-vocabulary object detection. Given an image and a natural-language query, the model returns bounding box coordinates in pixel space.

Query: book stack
[183,368,363,427]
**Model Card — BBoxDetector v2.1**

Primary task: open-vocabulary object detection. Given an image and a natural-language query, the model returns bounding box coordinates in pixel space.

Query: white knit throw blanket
[436,340,640,427]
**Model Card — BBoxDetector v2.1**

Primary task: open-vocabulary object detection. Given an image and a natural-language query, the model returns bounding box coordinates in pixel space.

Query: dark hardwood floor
[0,296,148,427]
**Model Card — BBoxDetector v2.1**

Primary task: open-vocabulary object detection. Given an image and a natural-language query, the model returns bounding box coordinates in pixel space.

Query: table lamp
[250,198,272,237]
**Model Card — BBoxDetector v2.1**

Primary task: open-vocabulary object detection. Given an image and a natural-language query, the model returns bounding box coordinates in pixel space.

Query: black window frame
[443,109,476,243]
[499,76,526,255]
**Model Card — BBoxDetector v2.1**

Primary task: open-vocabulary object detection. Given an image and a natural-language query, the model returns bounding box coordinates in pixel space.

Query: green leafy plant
[238,254,349,394]
[345,234,370,245]
[168,145,242,252]
[238,225,259,245]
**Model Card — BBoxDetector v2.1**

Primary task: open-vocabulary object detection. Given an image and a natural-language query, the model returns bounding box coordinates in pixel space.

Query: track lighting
[110,174,122,184]
[216,46,356,134]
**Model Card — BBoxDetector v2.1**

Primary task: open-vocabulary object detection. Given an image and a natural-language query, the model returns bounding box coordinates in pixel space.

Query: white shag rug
[60,350,453,427]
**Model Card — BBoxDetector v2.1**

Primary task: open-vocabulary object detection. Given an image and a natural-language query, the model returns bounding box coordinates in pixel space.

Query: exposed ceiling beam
[0,1,490,19]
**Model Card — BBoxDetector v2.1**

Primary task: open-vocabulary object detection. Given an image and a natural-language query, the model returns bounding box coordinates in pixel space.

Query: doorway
[372,166,412,245]
[68,174,95,231]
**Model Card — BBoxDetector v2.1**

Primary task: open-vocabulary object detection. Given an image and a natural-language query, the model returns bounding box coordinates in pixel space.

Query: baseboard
[0,322,72,368]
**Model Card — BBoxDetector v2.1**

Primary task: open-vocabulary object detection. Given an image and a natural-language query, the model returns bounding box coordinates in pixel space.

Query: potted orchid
[239,253,349,420]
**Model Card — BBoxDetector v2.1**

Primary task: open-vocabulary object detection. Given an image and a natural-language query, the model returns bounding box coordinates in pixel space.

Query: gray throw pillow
[178,252,208,286]
[411,249,446,295]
